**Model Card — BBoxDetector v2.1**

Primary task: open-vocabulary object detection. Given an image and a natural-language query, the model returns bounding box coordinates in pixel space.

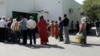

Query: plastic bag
[75,34,81,43]
[76,32,84,39]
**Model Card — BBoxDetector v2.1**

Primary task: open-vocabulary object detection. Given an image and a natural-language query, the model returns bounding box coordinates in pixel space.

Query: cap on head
[30,16,34,19]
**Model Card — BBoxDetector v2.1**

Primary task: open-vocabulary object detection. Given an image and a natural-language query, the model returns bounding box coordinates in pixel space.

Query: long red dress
[54,23,59,39]
[38,19,48,44]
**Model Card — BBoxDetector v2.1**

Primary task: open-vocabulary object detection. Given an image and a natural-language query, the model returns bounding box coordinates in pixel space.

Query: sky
[75,0,84,4]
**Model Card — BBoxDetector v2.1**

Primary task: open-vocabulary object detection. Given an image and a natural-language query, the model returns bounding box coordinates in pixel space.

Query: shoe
[64,42,70,44]
[23,43,27,45]
[59,41,63,42]
[30,43,32,45]
[34,43,36,45]
[96,34,100,37]
[59,40,64,42]
[44,43,48,45]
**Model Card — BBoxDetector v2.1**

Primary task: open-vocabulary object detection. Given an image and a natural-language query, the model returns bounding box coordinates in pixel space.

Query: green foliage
[82,0,100,21]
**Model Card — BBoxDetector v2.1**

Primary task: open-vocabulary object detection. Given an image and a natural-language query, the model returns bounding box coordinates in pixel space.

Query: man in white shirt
[0,17,7,42]
[27,16,36,45]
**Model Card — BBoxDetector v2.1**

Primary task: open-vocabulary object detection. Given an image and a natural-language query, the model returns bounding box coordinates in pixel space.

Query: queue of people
[0,16,48,45]
[1,13,99,46]
[0,14,70,45]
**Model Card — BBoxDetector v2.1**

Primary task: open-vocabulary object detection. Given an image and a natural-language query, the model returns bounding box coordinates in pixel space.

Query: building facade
[0,0,82,24]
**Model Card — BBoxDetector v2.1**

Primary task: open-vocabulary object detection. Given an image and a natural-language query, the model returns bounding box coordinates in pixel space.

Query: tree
[82,0,100,21]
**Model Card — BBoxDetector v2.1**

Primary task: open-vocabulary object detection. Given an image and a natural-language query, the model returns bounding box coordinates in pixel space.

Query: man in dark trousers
[27,16,37,45]
[0,17,7,42]
[20,16,27,44]
[71,21,74,31]
[62,14,70,44]
[59,17,64,41]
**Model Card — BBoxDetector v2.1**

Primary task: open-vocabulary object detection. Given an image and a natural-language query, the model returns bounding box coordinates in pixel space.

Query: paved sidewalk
[0,35,100,56]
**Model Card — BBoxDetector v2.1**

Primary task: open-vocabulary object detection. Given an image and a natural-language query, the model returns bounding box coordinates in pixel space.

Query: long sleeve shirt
[27,19,36,29]
[63,18,69,27]
[20,18,27,30]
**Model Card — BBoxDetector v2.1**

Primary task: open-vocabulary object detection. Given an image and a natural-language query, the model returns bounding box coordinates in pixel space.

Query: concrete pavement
[0,35,100,56]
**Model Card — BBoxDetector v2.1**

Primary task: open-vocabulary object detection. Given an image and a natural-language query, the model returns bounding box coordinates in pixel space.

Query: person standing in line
[27,16,37,45]
[47,20,50,27]
[20,16,27,44]
[71,21,74,31]
[59,17,64,41]
[13,18,21,43]
[5,18,12,42]
[76,21,79,33]
[37,16,48,45]
[7,18,13,42]
[10,19,17,43]
[79,13,87,45]
[95,19,100,37]
[54,21,59,39]
[47,20,50,29]
[62,14,70,44]
[4,17,8,42]
[47,20,50,36]
[0,16,7,42]
[50,20,55,37]
[5,19,9,42]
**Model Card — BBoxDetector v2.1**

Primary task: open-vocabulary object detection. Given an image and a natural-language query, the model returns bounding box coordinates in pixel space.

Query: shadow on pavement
[87,44,100,46]
[18,44,65,49]
[70,41,100,47]
[70,42,93,47]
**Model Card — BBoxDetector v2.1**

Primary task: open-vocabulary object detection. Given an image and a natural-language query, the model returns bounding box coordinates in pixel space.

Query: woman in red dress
[37,16,49,45]
[54,21,59,39]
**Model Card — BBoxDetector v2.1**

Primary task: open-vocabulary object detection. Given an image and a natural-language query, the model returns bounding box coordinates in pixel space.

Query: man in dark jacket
[62,14,70,44]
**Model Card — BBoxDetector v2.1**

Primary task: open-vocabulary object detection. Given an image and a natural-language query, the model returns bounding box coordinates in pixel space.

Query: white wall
[5,0,35,18]
[34,0,63,21]
[0,0,81,24]
[69,0,82,29]
[62,0,81,21]
[0,0,6,18]
[62,0,81,29]
[62,0,71,18]
[70,0,81,22]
